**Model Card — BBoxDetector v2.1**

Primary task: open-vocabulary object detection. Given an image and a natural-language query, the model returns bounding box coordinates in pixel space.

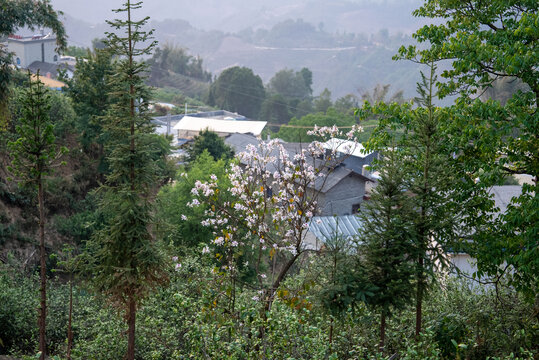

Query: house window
[352,203,361,214]
[53,55,58,62]
[16,58,21,65]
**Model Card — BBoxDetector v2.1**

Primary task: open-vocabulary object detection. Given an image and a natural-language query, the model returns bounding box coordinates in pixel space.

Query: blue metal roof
[308,215,363,242]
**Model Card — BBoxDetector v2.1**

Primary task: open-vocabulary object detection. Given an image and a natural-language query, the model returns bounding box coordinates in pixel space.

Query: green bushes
[0,259,537,359]
[0,268,37,354]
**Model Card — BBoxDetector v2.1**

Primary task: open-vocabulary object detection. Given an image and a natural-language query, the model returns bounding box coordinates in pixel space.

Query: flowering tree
[188,125,362,339]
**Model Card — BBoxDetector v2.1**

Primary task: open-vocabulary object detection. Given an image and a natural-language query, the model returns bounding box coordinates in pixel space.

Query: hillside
[51,0,426,34]
[60,14,424,100]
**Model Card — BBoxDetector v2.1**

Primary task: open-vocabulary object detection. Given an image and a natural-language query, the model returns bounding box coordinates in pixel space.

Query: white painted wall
[8,38,59,68]
[449,253,477,276]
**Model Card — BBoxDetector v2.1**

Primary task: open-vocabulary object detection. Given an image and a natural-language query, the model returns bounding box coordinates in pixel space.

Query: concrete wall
[9,38,58,68]
[318,175,366,216]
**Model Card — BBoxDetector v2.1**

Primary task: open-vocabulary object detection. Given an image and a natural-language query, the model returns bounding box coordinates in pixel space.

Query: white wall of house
[449,253,478,276]
[9,38,59,68]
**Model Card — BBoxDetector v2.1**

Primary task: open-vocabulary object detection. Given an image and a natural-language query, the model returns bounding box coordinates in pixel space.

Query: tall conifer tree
[88,2,165,358]
[406,65,456,337]
[364,63,458,337]
[359,146,415,352]
[8,74,67,360]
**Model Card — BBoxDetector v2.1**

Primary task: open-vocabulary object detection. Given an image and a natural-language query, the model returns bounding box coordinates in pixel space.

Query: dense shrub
[0,259,536,359]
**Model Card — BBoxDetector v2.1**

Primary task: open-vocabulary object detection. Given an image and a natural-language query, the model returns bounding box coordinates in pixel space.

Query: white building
[173,116,267,139]
[8,33,60,69]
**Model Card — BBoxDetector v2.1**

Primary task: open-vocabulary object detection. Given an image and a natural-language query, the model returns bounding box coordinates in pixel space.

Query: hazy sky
[50,0,425,34]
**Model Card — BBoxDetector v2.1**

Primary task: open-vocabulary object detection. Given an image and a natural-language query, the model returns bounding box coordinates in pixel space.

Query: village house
[224,133,373,217]
[8,32,59,68]
[173,116,267,139]
[6,32,74,82]
[152,110,263,139]
[304,185,525,279]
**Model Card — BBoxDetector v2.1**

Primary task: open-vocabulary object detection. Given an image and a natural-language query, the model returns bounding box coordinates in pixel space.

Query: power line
[265,123,378,129]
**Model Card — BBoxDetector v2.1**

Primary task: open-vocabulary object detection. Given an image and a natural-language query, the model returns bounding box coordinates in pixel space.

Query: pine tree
[359,147,415,352]
[406,64,456,337]
[364,62,458,338]
[8,73,67,360]
[88,2,166,359]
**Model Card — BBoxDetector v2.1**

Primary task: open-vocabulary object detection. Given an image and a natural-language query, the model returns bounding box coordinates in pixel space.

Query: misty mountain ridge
[51,0,426,34]
[50,0,437,102]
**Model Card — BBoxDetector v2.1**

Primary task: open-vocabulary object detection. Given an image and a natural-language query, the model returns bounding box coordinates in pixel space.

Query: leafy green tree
[359,147,415,352]
[334,94,360,116]
[398,0,538,299]
[267,68,313,100]
[157,151,229,250]
[47,90,76,139]
[294,99,314,119]
[0,0,66,125]
[63,46,90,59]
[64,45,114,188]
[66,47,113,154]
[147,44,211,83]
[313,88,333,113]
[86,2,166,359]
[316,226,372,352]
[8,86,75,141]
[259,93,292,129]
[299,67,313,95]
[186,129,234,163]
[7,74,67,360]
[208,66,265,119]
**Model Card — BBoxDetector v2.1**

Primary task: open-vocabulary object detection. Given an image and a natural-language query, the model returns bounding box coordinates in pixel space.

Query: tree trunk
[329,316,334,351]
[67,275,73,360]
[379,311,386,353]
[38,175,47,360]
[255,253,300,354]
[126,295,136,360]
[125,4,137,359]
[415,256,424,338]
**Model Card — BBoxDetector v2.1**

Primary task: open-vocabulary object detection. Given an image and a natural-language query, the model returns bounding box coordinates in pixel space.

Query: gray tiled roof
[27,61,73,78]
[225,133,261,154]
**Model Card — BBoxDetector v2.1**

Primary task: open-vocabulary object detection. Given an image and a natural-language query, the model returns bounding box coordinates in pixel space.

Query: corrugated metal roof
[308,215,363,242]
[173,116,267,136]
[323,138,372,158]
